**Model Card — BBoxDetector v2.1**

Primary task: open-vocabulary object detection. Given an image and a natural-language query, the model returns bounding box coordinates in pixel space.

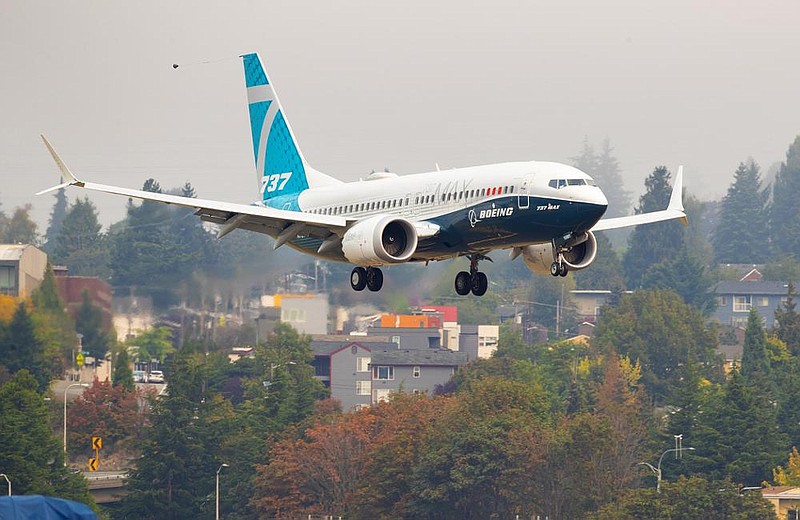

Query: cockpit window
[549,178,594,189]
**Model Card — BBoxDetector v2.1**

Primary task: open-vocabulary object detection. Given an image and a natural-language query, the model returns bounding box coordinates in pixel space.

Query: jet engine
[341,215,418,265]
[522,231,598,275]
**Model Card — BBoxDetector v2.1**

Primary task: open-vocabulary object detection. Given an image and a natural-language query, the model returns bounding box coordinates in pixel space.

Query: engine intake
[342,215,418,265]
[522,231,598,275]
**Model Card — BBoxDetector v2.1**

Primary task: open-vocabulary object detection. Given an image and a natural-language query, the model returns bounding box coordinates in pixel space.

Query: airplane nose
[590,187,609,207]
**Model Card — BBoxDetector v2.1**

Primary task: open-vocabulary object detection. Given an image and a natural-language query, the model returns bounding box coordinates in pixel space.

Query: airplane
[39,52,687,297]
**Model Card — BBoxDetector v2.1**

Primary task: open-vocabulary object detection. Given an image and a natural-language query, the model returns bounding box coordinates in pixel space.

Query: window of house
[413,366,421,378]
[356,380,371,395]
[758,297,770,307]
[0,266,15,292]
[718,296,728,307]
[733,295,752,312]
[373,388,392,404]
[356,357,371,372]
[373,366,394,380]
[391,335,400,345]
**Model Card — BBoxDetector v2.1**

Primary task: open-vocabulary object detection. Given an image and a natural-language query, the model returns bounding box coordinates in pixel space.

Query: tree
[712,160,770,264]
[596,476,774,520]
[113,347,134,392]
[118,346,235,519]
[43,188,68,255]
[0,370,95,508]
[593,290,722,405]
[66,378,139,455]
[0,302,51,391]
[30,265,76,378]
[127,326,174,364]
[595,138,632,218]
[688,369,787,485]
[52,197,109,278]
[623,166,685,288]
[773,447,800,486]
[774,282,800,355]
[741,309,771,387]
[640,250,717,315]
[771,136,800,258]
[1,204,38,244]
[74,290,108,362]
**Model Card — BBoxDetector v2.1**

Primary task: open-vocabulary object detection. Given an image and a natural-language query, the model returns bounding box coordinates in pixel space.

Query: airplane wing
[38,135,348,248]
[591,166,688,232]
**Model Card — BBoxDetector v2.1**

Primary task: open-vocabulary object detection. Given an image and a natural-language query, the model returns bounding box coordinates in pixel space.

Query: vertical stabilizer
[241,53,339,209]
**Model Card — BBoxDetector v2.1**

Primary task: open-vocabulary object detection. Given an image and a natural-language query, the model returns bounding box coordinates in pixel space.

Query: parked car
[148,370,165,384]
[132,370,147,383]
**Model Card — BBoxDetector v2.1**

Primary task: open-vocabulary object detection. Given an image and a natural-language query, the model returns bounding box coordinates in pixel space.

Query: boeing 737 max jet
[39,52,687,296]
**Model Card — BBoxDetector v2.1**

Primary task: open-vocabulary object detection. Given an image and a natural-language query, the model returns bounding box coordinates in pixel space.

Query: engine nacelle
[341,215,418,265]
[522,231,598,275]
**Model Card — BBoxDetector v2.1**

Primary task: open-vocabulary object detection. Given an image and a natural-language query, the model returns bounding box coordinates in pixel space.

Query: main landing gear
[351,266,384,292]
[455,255,489,297]
[550,259,569,277]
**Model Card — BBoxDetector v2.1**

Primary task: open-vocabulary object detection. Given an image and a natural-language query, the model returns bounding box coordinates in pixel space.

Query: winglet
[668,165,688,225]
[37,134,85,195]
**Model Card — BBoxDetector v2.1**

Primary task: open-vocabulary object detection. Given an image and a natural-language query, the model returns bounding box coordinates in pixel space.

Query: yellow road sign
[76,353,84,366]
[87,457,98,472]
[92,437,102,450]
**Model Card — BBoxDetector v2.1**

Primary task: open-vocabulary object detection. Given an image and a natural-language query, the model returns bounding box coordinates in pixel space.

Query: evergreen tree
[595,139,632,218]
[119,346,234,519]
[640,250,717,315]
[30,265,76,378]
[771,136,800,258]
[623,166,685,288]
[53,197,109,278]
[74,290,108,362]
[689,369,787,485]
[0,370,95,507]
[1,204,38,244]
[740,309,771,387]
[712,160,770,264]
[113,347,134,392]
[43,188,68,255]
[774,282,800,355]
[0,303,51,391]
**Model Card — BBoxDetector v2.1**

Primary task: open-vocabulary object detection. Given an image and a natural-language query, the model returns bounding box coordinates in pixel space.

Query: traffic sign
[92,437,102,450]
[87,457,98,472]
[76,353,84,366]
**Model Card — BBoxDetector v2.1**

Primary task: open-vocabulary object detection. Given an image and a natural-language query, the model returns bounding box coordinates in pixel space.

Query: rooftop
[712,280,792,296]
[370,349,468,366]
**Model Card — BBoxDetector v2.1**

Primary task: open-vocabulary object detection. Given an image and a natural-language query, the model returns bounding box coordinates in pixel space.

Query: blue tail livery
[242,53,340,210]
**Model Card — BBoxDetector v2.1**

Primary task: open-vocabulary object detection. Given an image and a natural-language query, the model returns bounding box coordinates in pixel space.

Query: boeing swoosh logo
[468,209,481,228]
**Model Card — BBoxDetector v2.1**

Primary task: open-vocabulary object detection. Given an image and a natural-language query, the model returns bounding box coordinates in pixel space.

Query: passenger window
[510,186,515,193]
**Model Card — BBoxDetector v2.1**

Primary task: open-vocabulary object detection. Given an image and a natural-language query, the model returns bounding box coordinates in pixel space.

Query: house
[0,244,47,297]
[310,336,397,411]
[760,486,800,518]
[369,348,468,404]
[366,326,441,349]
[711,281,791,329]
[261,293,329,335]
[457,324,500,360]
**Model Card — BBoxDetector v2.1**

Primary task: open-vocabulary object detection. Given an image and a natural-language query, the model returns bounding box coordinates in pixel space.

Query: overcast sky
[2,0,799,231]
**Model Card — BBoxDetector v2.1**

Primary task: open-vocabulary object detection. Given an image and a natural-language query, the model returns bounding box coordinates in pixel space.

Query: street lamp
[0,474,10,496]
[639,447,696,493]
[63,383,89,466]
[216,463,229,520]
[270,361,296,381]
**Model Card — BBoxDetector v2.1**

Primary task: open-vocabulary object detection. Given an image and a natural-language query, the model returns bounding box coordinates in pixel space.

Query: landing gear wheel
[366,267,384,292]
[471,272,488,296]
[350,267,367,291]
[455,271,472,296]
[550,262,560,277]
[558,263,569,277]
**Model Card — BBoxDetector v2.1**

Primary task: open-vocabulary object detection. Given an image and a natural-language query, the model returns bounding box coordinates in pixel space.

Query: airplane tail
[241,53,340,208]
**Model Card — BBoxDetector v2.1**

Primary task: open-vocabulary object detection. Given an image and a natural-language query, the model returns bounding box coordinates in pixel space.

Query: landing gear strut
[351,266,384,292]
[455,255,489,296]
